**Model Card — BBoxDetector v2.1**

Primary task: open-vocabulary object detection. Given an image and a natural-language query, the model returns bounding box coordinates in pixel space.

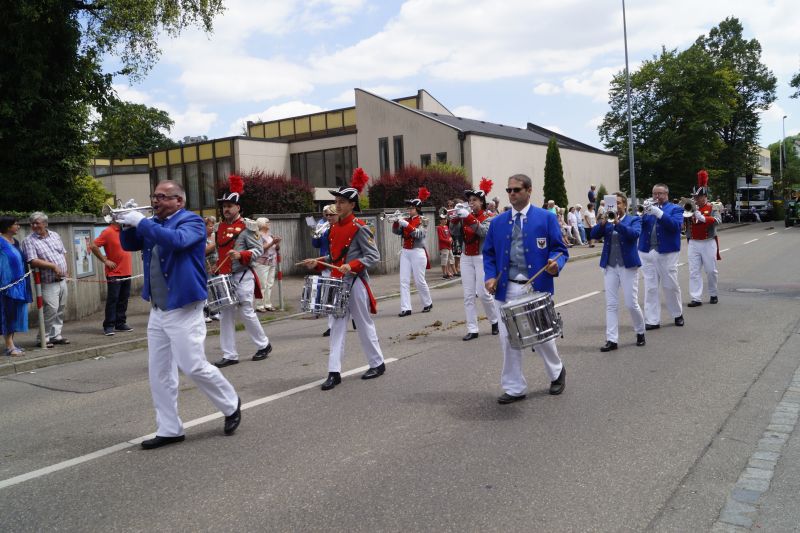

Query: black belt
[509,278,528,284]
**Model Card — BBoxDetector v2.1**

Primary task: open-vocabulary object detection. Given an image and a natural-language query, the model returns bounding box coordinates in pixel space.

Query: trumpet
[102,199,153,224]
[379,210,405,222]
[605,210,616,221]
[641,197,656,210]
[680,197,697,218]
[438,202,470,220]
[312,220,330,238]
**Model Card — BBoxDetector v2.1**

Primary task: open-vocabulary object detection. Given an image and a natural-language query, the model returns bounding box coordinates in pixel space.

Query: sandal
[5,348,24,357]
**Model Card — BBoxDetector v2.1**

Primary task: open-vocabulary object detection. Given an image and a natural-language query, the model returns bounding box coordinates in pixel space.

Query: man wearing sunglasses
[483,174,569,404]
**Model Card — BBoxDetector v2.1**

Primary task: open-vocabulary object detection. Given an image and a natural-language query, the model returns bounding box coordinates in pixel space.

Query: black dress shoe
[224,397,241,435]
[141,435,185,450]
[549,367,566,395]
[252,343,272,361]
[398,310,412,317]
[462,332,479,341]
[361,363,386,380]
[636,333,646,346]
[645,323,660,331]
[491,322,499,335]
[710,296,718,304]
[321,372,341,391]
[213,358,239,368]
[322,328,331,337]
[497,392,526,404]
[422,304,433,313]
[600,341,618,352]
[687,300,702,307]
[674,315,684,327]
[352,320,357,330]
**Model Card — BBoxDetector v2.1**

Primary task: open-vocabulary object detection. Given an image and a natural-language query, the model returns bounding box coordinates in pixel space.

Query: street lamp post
[622,0,637,208]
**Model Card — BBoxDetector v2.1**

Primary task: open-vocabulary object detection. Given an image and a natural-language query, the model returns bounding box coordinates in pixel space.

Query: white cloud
[586,115,605,129]
[330,85,411,105]
[562,66,621,102]
[227,101,325,135]
[450,105,486,120]
[170,107,218,139]
[543,125,564,135]
[533,82,561,96]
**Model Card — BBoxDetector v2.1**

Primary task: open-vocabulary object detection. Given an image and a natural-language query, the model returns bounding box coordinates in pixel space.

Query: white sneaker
[204,316,212,323]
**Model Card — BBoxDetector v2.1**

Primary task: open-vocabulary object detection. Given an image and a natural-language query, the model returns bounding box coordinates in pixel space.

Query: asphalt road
[1,224,798,532]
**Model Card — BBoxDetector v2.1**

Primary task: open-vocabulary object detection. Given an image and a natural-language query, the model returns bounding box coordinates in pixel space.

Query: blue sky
[109,0,800,151]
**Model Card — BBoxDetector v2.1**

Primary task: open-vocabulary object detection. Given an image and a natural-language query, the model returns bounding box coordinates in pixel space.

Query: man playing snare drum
[483,174,569,404]
[302,168,386,391]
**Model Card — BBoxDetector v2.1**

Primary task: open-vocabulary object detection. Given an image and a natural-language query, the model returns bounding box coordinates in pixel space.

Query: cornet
[680,197,697,218]
[438,202,470,220]
[379,210,405,222]
[102,199,153,224]
[312,221,330,238]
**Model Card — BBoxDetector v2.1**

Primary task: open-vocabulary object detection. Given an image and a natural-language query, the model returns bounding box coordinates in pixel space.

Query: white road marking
[743,239,758,244]
[556,291,601,307]
[0,358,399,491]
[677,262,686,267]
[767,232,777,236]
[720,248,730,253]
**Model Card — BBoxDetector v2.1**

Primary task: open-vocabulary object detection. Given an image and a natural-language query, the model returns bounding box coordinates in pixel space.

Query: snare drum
[207,274,239,312]
[500,291,563,349]
[300,276,350,318]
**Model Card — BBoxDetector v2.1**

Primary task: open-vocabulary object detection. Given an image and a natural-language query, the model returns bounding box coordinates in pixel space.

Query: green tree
[543,137,568,208]
[694,17,777,198]
[93,99,176,156]
[790,65,800,99]
[596,184,608,209]
[769,135,800,189]
[0,0,224,213]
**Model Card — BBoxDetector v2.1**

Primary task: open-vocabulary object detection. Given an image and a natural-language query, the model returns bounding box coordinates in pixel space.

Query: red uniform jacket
[324,213,377,313]
[462,209,491,256]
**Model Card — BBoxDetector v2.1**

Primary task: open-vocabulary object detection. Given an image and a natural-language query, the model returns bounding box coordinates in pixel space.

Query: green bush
[71,175,112,215]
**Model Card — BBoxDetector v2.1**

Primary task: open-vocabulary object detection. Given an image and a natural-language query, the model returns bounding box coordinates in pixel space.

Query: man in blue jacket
[483,174,569,404]
[590,193,646,351]
[120,180,241,450]
[638,183,684,329]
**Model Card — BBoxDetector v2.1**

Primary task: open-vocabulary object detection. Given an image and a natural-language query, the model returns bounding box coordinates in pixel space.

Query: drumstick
[522,252,564,290]
[296,259,340,270]
[213,253,233,274]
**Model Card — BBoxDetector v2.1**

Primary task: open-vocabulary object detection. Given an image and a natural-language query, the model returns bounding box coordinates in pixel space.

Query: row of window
[378,136,446,174]
[150,158,232,210]
[289,146,358,189]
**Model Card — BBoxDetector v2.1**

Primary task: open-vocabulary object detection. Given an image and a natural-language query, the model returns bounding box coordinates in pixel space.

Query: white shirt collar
[512,204,531,220]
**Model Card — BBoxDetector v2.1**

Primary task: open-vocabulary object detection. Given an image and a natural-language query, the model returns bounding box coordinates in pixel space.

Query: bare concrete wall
[235,138,290,175]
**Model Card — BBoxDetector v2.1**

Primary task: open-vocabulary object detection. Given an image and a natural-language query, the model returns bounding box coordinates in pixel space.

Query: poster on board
[73,227,95,278]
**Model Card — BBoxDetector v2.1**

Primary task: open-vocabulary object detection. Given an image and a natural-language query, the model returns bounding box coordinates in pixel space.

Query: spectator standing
[546,200,557,215]
[567,206,585,245]
[588,184,597,206]
[597,199,607,219]
[437,215,455,279]
[90,221,134,336]
[22,212,69,347]
[1,216,32,356]
[583,203,597,247]
[253,217,280,312]
[575,204,588,244]
[557,207,573,247]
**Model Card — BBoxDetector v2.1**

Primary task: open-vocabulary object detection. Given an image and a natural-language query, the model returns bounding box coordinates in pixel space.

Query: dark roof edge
[526,123,612,155]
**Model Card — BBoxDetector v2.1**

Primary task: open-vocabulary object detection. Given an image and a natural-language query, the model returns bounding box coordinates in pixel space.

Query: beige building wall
[287,134,358,201]
[98,173,151,207]
[235,139,290,175]
[355,89,461,178]
[465,135,618,208]
[418,89,453,115]
[758,146,771,175]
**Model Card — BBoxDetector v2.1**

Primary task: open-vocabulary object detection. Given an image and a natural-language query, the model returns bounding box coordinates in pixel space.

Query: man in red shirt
[90,221,133,336]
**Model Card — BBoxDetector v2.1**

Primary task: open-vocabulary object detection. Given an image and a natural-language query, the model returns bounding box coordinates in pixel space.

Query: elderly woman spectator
[253,217,281,312]
[556,207,574,248]
[567,206,585,245]
[583,202,598,248]
[1,216,32,356]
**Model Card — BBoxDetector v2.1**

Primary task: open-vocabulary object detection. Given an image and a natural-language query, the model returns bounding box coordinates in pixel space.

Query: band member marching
[459,178,500,340]
[484,174,568,404]
[303,168,386,391]
[686,170,721,307]
[212,174,272,368]
[590,192,646,351]
[393,187,433,317]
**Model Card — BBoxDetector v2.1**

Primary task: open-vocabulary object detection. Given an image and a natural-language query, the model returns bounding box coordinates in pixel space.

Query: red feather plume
[350,167,369,193]
[417,186,430,202]
[228,174,244,194]
[697,169,708,187]
[479,177,493,195]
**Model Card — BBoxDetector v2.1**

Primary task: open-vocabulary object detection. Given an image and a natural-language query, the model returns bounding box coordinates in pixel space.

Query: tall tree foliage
[791,66,800,99]
[92,99,176,156]
[0,0,224,213]
[543,137,568,208]
[769,135,800,188]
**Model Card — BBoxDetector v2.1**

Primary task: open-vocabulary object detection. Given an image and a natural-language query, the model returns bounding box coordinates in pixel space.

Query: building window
[379,137,389,175]
[200,161,215,207]
[436,152,447,163]
[420,154,431,167]
[393,135,404,171]
[216,158,232,189]
[289,146,358,187]
[185,162,200,210]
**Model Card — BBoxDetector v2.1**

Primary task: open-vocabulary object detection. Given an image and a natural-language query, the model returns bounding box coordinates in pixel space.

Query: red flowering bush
[218,169,315,214]
[368,164,472,209]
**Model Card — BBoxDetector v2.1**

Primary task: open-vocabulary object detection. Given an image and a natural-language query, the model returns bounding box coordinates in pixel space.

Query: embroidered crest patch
[536,237,547,249]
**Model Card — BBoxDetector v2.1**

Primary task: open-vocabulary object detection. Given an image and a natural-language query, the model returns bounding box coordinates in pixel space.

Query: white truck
[735,175,774,221]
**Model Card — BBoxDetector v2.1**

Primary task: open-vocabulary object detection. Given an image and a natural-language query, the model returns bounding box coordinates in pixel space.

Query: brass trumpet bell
[102,199,153,224]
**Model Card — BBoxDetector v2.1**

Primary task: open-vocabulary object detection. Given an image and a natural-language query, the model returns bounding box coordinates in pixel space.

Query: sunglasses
[505,187,526,193]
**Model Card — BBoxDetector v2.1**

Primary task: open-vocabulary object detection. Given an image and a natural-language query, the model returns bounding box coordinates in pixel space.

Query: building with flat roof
[147,89,619,212]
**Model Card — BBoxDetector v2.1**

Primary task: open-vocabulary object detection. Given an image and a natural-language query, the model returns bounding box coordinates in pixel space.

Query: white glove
[119,210,145,227]
[457,208,470,219]
[694,210,706,223]
[648,205,663,219]
[398,219,409,228]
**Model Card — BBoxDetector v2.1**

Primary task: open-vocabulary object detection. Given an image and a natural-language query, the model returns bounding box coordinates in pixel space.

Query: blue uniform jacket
[482,205,569,301]
[638,202,683,254]
[120,208,208,310]
[311,229,330,257]
[590,215,642,269]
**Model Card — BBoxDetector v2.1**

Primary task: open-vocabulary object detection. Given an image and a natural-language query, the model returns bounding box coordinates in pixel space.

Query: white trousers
[399,248,432,311]
[40,280,67,341]
[322,269,334,330]
[147,302,238,437]
[460,254,498,333]
[603,265,645,342]
[219,270,269,360]
[253,262,276,309]
[639,249,682,324]
[328,278,384,373]
[495,282,563,396]
[688,239,718,301]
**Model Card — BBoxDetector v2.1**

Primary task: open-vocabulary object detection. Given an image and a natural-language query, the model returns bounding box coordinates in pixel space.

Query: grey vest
[509,213,527,280]
[149,245,169,309]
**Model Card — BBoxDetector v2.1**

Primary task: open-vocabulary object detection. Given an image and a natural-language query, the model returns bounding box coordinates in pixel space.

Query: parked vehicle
[784,186,800,227]
[735,175,773,221]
